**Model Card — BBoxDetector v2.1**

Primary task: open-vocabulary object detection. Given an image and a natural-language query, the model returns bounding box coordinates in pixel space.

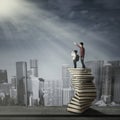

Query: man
[71,50,79,68]
[74,42,86,68]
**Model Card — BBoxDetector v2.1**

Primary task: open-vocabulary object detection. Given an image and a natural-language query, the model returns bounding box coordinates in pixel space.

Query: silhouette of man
[74,42,86,68]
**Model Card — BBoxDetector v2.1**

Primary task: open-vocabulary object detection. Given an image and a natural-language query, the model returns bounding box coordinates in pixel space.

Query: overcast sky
[0,0,120,81]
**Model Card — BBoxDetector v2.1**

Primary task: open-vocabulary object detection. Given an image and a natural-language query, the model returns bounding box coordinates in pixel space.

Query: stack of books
[67,68,96,113]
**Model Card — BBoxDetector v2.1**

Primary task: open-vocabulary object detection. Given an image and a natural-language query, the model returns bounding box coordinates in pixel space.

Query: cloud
[0,0,119,81]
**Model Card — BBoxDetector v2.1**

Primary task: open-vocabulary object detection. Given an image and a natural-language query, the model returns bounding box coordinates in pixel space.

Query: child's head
[74,50,78,54]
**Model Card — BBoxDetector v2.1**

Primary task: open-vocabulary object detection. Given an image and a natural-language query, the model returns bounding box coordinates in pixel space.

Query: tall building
[0,83,12,105]
[11,76,17,89]
[16,62,28,106]
[0,83,12,95]
[62,88,74,105]
[62,64,74,105]
[44,80,62,106]
[113,67,120,104]
[62,64,71,88]
[39,78,45,106]
[108,61,120,104]
[0,70,8,83]
[101,63,113,104]
[85,60,104,101]
[10,76,17,104]
[27,75,40,106]
[10,88,17,104]
[30,59,38,77]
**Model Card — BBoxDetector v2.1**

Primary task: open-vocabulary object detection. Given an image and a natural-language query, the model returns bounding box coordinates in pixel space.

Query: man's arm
[73,42,80,48]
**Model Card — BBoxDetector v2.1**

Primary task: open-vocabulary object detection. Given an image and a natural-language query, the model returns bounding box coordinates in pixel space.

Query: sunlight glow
[0,0,22,17]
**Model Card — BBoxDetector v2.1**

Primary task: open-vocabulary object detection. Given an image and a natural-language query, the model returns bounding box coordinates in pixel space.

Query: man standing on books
[74,42,86,68]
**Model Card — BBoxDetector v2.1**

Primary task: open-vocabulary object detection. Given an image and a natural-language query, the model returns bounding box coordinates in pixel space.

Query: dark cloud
[28,0,120,10]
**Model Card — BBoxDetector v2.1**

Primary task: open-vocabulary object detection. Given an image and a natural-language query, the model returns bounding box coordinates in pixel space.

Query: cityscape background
[0,59,120,107]
[0,0,120,108]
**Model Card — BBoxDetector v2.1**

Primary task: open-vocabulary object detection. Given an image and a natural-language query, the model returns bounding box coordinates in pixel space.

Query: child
[71,50,79,68]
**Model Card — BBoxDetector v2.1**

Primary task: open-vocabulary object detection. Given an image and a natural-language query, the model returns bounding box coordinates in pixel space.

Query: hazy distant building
[39,78,45,106]
[10,76,17,104]
[108,61,120,67]
[0,83,11,95]
[113,67,120,104]
[16,62,28,106]
[101,63,113,104]
[10,88,17,104]
[11,76,17,89]
[108,61,120,104]
[28,76,40,106]
[44,80,62,106]
[30,59,38,77]
[0,70,8,83]
[62,64,71,88]
[85,61,104,101]
[62,88,74,105]
[27,60,40,106]
[62,64,74,105]
[0,83,12,105]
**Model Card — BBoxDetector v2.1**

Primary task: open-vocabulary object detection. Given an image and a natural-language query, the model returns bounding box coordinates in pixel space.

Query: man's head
[80,42,84,47]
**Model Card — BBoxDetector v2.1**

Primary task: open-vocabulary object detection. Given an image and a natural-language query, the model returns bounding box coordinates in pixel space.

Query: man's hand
[73,42,77,45]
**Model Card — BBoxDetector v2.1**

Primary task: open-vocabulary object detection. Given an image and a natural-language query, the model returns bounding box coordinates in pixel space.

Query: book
[67,105,90,113]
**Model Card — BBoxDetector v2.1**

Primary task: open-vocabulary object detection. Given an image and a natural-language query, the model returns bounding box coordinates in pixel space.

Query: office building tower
[11,76,17,89]
[62,88,74,105]
[101,63,113,104]
[0,70,8,83]
[39,78,45,106]
[62,64,71,88]
[0,83,12,105]
[44,80,62,106]
[85,61,104,101]
[62,64,74,105]
[108,61,120,104]
[30,59,38,77]
[108,61,120,67]
[10,88,17,103]
[28,75,40,106]
[0,83,12,95]
[16,62,28,106]
[113,67,120,104]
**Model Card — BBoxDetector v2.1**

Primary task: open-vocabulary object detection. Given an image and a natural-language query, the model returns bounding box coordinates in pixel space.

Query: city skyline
[0,60,120,106]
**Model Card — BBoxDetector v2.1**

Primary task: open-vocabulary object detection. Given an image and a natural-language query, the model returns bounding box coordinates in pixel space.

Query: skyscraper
[10,76,17,104]
[62,64,71,88]
[28,76,40,106]
[108,61,120,104]
[0,70,8,83]
[62,64,74,105]
[44,80,62,106]
[101,63,113,104]
[39,78,45,106]
[11,76,17,89]
[62,88,74,106]
[113,67,120,104]
[16,62,28,106]
[30,59,38,77]
[85,60,104,101]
